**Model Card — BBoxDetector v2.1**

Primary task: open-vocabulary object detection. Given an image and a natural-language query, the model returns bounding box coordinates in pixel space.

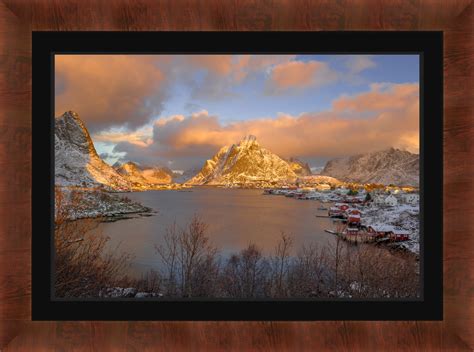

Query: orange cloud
[111,83,419,169]
[55,55,166,131]
[185,55,234,76]
[333,82,419,112]
[266,60,338,93]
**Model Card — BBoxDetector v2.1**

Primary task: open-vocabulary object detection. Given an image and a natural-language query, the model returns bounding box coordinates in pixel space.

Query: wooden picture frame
[0,0,472,350]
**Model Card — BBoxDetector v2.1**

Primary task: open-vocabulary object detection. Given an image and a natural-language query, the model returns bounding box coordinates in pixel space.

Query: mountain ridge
[321,148,419,186]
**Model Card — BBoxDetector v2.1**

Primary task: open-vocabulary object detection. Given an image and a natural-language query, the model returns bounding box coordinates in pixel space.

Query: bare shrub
[287,243,328,297]
[54,187,133,298]
[220,244,270,298]
[324,242,420,299]
[126,269,163,294]
[155,215,219,297]
[344,246,419,298]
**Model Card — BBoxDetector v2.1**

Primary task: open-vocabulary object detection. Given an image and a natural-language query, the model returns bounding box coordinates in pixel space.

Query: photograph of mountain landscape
[54,54,420,299]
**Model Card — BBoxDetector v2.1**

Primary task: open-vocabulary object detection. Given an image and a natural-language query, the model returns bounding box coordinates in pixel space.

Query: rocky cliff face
[187,135,298,186]
[55,111,133,190]
[321,148,419,186]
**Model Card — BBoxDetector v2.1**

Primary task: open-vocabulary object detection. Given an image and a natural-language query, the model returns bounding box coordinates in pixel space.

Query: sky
[55,54,419,171]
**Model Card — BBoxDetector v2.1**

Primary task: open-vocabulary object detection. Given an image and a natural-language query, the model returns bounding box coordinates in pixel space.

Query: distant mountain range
[187,135,299,186]
[320,148,419,186]
[114,161,174,186]
[55,111,419,189]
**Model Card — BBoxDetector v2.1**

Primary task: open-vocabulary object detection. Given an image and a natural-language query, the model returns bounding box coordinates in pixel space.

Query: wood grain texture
[0,0,472,350]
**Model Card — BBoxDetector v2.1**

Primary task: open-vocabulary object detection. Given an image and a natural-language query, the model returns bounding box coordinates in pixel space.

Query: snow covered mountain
[321,148,419,186]
[286,157,312,176]
[55,111,133,190]
[187,135,298,186]
[115,162,173,185]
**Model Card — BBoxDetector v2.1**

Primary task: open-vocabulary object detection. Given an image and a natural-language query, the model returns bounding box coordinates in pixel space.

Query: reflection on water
[98,188,339,278]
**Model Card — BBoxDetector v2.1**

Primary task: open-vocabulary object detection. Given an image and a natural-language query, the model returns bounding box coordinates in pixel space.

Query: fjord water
[99,188,337,278]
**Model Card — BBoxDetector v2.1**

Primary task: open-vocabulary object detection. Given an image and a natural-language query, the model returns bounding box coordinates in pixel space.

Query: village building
[384,194,398,206]
[402,193,419,205]
[373,194,387,206]
[389,229,410,241]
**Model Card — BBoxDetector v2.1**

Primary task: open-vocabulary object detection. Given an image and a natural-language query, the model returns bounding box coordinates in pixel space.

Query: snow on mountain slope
[321,148,419,186]
[55,111,133,190]
[187,135,298,186]
[115,162,173,185]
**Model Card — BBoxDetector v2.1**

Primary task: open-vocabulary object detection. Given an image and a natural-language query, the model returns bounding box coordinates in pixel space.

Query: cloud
[106,83,419,169]
[265,60,338,94]
[93,126,154,148]
[345,55,376,74]
[55,55,167,132]
[182,55,296,100]
[333,82,419,112]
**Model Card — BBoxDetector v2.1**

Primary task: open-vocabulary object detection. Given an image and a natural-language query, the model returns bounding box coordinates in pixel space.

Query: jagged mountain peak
[55,110,98,156]
[239,134,258,145]
[55,111,133,190]
[187,136,297,186]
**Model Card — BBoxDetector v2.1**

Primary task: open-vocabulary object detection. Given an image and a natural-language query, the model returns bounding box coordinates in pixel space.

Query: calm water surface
[99,188,339,277]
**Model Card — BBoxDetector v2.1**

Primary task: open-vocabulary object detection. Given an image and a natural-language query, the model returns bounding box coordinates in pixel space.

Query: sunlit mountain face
[187,135,299,186]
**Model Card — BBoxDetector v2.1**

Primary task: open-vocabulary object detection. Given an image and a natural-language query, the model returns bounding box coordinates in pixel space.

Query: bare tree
[270,232,294,297]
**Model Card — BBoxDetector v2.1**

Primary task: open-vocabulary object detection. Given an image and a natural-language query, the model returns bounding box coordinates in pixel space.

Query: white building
[384,194,398,206]
[373,194,387,206]
[402,193,419,205]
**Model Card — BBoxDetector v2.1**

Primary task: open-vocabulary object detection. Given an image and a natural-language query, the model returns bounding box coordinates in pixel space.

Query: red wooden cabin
[388,230,410,242]
[347,209,361,225]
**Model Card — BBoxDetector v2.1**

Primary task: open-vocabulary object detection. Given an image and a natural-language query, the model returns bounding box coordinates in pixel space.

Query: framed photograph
[32,31,443,321]
[2,1,473,350]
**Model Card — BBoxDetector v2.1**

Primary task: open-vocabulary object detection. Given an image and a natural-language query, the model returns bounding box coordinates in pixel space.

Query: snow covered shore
[56,187,153,221]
